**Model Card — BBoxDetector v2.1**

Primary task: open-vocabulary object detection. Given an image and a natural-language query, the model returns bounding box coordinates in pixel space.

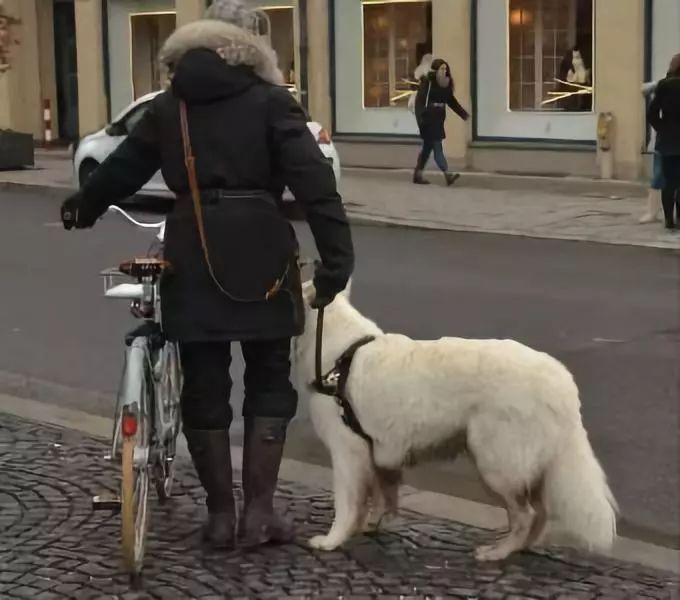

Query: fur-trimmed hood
[159,19,284,86]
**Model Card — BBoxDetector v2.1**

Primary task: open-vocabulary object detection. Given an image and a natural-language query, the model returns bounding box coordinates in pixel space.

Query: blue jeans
[651,151,665,190]
[417,140,449,172]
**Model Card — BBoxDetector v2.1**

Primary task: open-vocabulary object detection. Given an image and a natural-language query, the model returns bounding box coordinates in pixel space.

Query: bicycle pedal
[92,494,121,513]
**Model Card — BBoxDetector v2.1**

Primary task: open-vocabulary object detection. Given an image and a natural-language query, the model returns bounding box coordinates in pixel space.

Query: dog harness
[313,309,375,446]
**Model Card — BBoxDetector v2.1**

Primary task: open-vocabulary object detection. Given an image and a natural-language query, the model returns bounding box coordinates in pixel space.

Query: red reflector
[122,413,138,437]
[318,129,331,144]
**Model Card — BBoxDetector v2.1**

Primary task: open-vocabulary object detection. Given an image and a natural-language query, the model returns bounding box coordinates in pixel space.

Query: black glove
[60,193,99,230]
[310,292,333,310]
[311,266,346,309]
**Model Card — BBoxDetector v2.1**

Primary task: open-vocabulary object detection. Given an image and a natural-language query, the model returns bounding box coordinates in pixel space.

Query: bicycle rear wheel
[119,340,152,576]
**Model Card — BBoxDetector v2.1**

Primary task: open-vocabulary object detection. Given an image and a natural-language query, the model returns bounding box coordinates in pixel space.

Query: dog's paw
[474,544,510,562]
[308,535,340,551]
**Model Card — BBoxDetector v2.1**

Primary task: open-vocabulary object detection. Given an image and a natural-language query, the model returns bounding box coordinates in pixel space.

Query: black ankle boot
[662,189,676,230]
[445,172,460,187]
[184,428,236,549]
[239,417,295,547]
[413,169,430,185]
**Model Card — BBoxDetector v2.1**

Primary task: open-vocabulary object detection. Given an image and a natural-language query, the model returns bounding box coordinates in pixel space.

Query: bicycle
[91,206,182,580]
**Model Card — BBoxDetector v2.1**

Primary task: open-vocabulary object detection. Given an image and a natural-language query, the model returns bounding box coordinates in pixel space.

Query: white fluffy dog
[292,282,617,561]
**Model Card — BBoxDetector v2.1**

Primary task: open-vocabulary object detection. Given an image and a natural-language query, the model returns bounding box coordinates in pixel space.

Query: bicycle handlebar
[107,206,165,230]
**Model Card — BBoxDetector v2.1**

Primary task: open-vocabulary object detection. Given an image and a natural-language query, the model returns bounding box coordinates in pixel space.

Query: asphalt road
[1,189,678,548]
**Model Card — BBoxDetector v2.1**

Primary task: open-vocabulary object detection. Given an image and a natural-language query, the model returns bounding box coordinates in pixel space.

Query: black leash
[314,307,338,396]
[313,307,375,446]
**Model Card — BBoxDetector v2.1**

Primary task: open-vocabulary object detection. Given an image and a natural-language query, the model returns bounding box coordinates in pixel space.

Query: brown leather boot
[184,428,237,549]
[239,417,295,547]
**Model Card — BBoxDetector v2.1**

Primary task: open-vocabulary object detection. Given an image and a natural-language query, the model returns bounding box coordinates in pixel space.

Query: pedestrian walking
[60,0,354,550]
[648,53,680,230]
[639,79,663,224]
[413,58,469,187]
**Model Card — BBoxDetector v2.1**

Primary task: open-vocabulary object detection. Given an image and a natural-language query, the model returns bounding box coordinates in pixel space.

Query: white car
[72,91,341,199]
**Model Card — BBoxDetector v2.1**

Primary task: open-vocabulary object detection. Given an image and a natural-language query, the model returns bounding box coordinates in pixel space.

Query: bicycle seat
[119,258,172,279]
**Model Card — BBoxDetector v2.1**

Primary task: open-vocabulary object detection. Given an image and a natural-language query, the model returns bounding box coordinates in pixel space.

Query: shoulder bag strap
[179,100,285,302]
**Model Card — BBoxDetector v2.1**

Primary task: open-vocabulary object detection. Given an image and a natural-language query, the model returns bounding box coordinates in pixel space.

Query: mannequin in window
[558,46,592,112]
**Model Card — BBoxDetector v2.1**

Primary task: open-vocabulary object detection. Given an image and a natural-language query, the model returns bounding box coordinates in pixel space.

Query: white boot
[639,189,662,224]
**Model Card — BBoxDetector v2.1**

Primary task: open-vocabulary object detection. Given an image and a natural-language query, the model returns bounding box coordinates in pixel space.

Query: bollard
[43,99,53,144]
[597,112,614,180]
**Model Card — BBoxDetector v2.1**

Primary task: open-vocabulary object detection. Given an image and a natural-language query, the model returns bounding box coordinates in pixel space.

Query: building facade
[0,0,678,180]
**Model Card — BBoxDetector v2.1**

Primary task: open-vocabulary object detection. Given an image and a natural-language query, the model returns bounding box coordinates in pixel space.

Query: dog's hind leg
[309,435,373,551]
[474,472,536,562]
[525,485,548,548]
[363,467,402,532]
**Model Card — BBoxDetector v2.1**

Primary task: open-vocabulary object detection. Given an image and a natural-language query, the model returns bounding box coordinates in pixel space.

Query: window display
[508,0,593,112]
[363,0,431,108]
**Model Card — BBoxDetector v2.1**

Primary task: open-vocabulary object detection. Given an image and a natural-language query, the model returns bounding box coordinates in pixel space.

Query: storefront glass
[508,0,593,112]
[363,0,431,108]
[261,6,296,88]
[108,0,174,116]
[476,0,596,141]
[130,12,175,99]
[334,0,431,136]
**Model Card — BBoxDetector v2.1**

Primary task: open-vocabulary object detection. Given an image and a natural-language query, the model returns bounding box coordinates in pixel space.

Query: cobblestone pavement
[0,414,678,600]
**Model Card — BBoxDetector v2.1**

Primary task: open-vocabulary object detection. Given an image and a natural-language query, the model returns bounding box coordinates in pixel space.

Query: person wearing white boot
[649,54,680,231]
[640,80,663,224]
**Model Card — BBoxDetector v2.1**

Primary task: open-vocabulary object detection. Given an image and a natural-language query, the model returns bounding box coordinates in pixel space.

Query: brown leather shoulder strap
[178,100,285,302]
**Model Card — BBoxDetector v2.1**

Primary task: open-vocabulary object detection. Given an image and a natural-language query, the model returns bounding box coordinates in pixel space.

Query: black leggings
[180,338,297,430]
[661,156,680,225]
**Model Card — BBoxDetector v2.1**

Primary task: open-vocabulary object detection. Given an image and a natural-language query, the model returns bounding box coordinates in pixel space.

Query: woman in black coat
[60,10,354,549]
[648,54,680,230]
[413,58,469,186]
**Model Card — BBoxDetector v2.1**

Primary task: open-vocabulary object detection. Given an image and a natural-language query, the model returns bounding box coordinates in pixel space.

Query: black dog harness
[313,308,375,446]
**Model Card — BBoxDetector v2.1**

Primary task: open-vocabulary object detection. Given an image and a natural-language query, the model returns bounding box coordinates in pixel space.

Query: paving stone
[0,413,678,600]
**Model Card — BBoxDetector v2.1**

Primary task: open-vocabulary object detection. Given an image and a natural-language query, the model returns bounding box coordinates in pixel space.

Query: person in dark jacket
[60,4,354,550]
[413,58,469,186]
[648,53,680,230]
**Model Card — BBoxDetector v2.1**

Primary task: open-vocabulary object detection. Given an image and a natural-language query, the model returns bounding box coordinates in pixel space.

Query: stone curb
[345,211,680,251]
[344,167,649,198]
[3,180,675,251]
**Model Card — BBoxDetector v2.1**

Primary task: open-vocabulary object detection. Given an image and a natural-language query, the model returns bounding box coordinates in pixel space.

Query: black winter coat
[77,45,353,342]
[414,76,469,142]
[648,76,680,157]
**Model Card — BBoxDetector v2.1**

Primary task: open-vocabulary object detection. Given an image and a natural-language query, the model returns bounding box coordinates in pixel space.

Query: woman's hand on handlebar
[60,193,100,230]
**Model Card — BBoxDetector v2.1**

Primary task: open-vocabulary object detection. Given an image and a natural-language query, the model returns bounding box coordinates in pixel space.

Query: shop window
[508,0,593,112]
[130,12,176,99]
[261,6,296,89]
[363,0,432,109]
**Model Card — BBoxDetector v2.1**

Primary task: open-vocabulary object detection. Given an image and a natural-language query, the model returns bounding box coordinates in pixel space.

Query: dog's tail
[542,426,617,552]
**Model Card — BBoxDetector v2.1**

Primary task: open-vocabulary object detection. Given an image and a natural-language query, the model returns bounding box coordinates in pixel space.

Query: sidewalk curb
[345,211,680,251]
[0,180,73,198]
[3,179,677,250]
[2,392,679,575]
[344,167,649,198]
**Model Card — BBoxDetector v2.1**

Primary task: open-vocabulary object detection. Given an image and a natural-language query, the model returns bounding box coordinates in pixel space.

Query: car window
[122,103,150,133]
